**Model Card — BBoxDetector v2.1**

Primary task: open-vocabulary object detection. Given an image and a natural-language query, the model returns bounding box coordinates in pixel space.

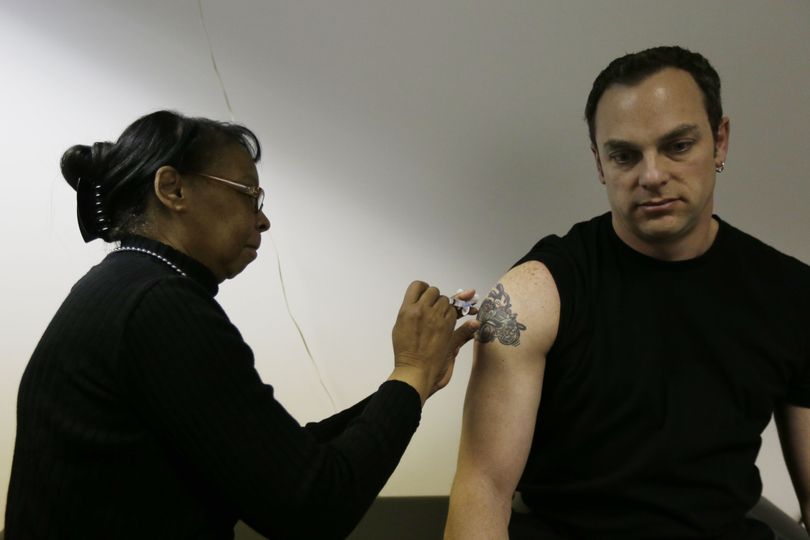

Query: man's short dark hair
[584,46,723,147]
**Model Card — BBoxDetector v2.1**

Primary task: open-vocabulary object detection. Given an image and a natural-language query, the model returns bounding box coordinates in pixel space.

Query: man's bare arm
[775,403,810,528]
[444,261,560,539]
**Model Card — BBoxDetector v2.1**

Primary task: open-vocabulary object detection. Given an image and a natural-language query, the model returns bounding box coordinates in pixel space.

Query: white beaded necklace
[112,246,187,277]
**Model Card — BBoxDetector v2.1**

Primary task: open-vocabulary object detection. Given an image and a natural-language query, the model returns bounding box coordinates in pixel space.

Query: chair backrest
[233,497,449,540]
[233,496,808,540]
[748,497,808,540]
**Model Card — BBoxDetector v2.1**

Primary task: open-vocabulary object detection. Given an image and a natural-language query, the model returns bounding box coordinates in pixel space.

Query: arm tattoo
[476,283,527,347]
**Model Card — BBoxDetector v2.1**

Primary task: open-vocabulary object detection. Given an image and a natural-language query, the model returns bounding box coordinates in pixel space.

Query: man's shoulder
[514,213,607,269]
[506,214,606,334]
[719,218,810,278]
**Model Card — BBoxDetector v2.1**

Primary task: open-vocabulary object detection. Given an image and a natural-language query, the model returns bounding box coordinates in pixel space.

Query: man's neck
[614,216,720,262]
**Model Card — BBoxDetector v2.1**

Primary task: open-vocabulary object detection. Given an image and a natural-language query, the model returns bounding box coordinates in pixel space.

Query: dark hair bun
[61,145,92,191]
[60,142,113,192]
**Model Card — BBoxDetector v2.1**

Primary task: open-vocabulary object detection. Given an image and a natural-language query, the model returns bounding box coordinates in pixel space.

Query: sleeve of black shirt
[120,277,421,540]
[303,396,374,443]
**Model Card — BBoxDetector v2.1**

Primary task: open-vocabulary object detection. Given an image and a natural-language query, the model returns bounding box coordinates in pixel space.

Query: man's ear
[153,166,187,212]
[714,116,730,164]
[591,145,605,185]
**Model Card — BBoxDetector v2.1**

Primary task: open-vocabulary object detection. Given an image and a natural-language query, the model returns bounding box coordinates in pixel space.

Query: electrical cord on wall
[197,0,338,412]
[197,0,234,122]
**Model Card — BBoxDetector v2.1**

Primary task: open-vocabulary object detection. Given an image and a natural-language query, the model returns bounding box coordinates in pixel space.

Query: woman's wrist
[387,365,432,406]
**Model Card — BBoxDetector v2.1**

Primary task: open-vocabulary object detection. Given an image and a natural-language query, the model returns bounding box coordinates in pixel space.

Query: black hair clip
[76,177,111,242]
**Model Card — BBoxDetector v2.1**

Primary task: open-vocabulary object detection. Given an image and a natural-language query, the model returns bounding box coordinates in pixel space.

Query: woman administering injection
[4,110,479,540]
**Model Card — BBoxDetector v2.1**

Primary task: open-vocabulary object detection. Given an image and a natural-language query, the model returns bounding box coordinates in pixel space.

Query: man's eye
[670,140,694,153]
[610,151,635,164]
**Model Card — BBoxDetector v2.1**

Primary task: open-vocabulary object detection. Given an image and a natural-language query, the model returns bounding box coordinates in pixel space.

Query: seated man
[445,45,810,540]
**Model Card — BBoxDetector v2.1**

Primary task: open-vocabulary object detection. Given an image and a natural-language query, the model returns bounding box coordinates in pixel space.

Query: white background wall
[1,0,808,528]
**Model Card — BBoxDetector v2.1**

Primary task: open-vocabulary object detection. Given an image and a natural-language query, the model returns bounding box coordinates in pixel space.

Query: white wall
[1,0,808,527]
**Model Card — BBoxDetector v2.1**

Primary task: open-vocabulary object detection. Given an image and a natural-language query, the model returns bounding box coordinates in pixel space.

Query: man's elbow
[446,472,513,540]
[450,466,515,512]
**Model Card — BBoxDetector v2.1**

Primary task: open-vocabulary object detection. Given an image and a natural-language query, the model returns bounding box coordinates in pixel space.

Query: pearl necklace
[112,246,187,277]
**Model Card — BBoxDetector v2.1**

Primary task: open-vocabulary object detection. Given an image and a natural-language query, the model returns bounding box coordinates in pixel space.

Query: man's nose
[639,153,668,189]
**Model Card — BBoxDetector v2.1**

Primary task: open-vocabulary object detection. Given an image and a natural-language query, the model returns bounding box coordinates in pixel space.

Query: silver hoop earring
[715,161,725,173]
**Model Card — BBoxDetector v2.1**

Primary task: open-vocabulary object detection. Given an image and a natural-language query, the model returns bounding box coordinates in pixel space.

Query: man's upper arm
[775,403,810,520]
[456,260,560,496]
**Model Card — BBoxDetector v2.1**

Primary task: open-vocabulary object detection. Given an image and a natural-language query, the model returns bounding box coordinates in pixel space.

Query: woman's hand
[389,281,480,405]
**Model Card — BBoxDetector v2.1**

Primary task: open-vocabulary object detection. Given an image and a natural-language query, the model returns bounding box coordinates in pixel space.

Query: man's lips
[637,198,679,209]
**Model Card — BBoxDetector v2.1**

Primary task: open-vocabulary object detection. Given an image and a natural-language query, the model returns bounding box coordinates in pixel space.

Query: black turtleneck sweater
[5,236,421,540]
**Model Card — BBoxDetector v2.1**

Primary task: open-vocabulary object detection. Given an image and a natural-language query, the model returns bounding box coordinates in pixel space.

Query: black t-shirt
[512,213,810,540]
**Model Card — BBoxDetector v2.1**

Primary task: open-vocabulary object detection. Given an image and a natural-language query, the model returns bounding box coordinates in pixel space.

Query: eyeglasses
[188,172,265,213]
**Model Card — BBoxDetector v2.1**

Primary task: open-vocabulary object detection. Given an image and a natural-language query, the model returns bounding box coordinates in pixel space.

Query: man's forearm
[445,477,512,540]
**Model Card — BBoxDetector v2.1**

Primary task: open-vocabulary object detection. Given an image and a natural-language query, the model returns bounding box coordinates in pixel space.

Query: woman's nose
[257,209,270,232]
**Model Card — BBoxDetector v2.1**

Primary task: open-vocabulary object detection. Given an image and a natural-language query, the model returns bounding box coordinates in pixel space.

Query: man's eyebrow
[602,139,637,152]
[601,124,701,152]
[658,123,700,143]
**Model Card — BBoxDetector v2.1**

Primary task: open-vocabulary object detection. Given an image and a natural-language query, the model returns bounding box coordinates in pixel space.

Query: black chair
[0,498,803,539]
[748,497,808,540]
[232,495,807,540]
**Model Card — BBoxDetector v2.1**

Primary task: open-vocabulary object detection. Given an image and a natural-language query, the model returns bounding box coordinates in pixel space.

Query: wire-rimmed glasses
[188,172,265,213]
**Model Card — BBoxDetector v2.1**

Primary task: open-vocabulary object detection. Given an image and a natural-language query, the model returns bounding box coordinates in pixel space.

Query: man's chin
[635,216,687,242]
